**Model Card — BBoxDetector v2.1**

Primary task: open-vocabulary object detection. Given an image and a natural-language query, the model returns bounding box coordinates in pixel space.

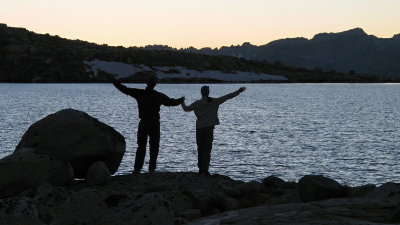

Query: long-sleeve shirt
[181,89,242,128]
[113,81,181,120]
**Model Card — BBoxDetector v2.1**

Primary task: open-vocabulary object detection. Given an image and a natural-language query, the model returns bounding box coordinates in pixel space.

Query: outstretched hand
[179,96,185,104]
[238,86,246,93]
[112,76,119,83]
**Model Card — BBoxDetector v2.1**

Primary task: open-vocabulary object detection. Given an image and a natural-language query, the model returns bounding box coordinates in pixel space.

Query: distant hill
[176,28,400,79]
[0,24,381,82]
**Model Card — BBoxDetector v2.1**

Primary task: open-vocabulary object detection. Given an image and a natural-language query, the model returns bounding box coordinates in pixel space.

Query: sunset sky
[1,0,399,48]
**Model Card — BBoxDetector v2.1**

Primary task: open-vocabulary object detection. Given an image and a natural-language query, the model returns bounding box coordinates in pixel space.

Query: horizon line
[2,23,400,50]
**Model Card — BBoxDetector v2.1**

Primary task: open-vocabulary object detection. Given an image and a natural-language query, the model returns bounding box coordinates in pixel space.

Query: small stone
[85,161,111,186]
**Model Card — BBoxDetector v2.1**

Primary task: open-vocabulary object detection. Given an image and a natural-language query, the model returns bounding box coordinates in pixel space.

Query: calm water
[1,83,400,186]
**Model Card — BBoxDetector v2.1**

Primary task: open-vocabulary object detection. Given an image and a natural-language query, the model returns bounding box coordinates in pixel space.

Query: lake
[1,83,400,186]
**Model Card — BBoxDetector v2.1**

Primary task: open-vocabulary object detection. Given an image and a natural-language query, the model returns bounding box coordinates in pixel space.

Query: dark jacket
[113,81,181,120]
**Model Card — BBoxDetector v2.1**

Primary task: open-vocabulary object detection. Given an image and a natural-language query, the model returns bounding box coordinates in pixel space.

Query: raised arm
[214,87,246,105]
[113,80,141,97]
[181,100,195,112]
[161,94,184,107]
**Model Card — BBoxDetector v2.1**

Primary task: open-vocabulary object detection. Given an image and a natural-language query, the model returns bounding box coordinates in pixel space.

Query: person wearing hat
[113,77,184,173]
[181,85,246,175]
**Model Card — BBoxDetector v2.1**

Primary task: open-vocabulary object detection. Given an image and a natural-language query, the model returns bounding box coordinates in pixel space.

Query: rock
[161,191,192,213]
[0,172,396,225]
[191,189,219,214]
[103,194,127,207]
[191,187,241,215]
[238,198,252,208]
[189,197,392,225]
[262,175,286,190]
[0,197,45,225]
[221,196,238,210]
[0,148,73,198]
[50,189,119,225]
[208,195,235,212]
[118,193,175,225]
[223,186,242,198]
[387,204,400,223]
[347,184,376,198]
[367,182,400,198]
[297,175,346,202]
[226,181,264,198]
[238,181,265,195]
[33,183,70,224]
[85,161,111,186]
[14,109,126,178]
[35,182,55,197]
[51,188,175,225]
[178,209,202,220]
[244,193,270,207]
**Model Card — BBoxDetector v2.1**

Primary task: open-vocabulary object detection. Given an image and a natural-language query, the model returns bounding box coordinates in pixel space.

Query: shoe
[132,170,141,174]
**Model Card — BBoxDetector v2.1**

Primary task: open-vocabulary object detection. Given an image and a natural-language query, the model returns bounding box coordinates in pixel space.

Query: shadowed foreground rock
[0,172,399,225]
[0,148,73,199]
[14,109,126,178]
[297,175,347,202]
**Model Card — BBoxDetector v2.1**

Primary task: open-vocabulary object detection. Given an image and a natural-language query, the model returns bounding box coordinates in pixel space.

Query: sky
[1,0,399,49]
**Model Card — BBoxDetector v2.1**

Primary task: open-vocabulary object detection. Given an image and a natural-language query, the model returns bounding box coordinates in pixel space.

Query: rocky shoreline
[1,109,400,224]
[1,172,400,225]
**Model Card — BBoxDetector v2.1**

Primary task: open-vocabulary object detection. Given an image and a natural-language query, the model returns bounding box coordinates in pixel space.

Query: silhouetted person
[181,85,246,175]
[113,78,184,173]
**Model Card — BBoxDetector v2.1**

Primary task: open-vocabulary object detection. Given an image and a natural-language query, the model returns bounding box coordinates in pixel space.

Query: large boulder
[0,148,73,198]
[297,175,347,202]
[14,109,126,178]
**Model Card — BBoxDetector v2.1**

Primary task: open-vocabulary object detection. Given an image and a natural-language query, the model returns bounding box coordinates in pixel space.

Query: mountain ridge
[175,28,400,78]
[0,24,387,82]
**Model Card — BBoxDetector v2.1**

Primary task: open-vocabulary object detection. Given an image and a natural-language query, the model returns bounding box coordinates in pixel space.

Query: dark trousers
[196,126,214,173]
[134,119,160,171]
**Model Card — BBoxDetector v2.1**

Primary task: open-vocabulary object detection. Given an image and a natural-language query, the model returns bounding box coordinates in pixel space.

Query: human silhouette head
[146,77,158,90]
[201,86,209,97]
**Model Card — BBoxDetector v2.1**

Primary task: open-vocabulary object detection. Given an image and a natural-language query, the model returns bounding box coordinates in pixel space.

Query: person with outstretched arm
[181,85,246,175]
[113,77,184,173]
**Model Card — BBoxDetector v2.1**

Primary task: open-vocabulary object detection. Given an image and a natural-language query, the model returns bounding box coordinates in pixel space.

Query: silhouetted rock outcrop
[0,172,399,225]
[14,109,126,178]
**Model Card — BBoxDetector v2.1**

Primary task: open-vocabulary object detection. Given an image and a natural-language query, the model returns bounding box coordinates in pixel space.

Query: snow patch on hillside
[84,59,287,81]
